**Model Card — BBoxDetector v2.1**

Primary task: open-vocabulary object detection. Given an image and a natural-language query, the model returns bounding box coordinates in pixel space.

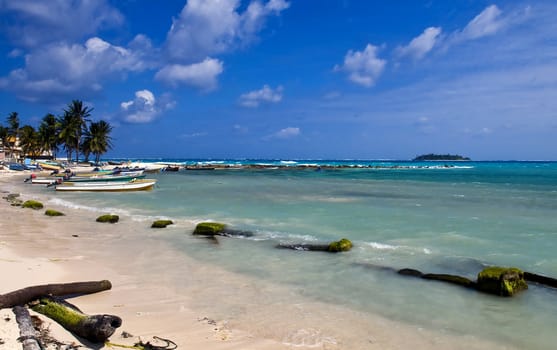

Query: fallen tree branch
[0,280,112,309]
[13,306,41,350]
[32,296,121,343]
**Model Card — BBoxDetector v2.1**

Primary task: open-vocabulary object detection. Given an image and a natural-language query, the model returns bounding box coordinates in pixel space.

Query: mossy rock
[151,220,174,228]
[327,238,353,252]
[193,222,226,236]
[96,214,119,224]
[476,266,528,297]
[45,209,65,217]
[22,200,44,210]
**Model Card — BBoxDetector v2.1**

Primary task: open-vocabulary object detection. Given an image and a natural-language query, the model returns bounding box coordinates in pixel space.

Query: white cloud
[334,44,386,87]
[460,5,504,40]
[0,37,149,103]
[0,0,123,49]
[120,89,175,123]
[270,127,300,139]
[396,27,442,60]
[155,58,224,91]
[164,0,289,63]
[239,85,283,107]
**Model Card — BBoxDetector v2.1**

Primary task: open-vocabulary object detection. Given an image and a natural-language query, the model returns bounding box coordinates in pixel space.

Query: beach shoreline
[0,171,520,350]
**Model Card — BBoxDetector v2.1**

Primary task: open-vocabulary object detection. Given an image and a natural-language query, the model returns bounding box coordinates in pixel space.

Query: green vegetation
[96,214,119,224]
[0,100,113,162]
[22,200,44,210]
[413,153,471,161]
[151,220,174,228]
[476,266,528,296]
[45,209,65,216]
[327,238,353,252]
[193,222,226,235]
[32,297,84,328]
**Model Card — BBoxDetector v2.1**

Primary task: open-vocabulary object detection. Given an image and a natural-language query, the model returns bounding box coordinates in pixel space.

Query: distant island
[413,153,471,161]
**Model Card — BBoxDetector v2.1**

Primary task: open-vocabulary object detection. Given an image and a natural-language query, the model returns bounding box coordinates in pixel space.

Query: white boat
[128,162,166,173]
[55,179,157,192]
[29,177,59,185]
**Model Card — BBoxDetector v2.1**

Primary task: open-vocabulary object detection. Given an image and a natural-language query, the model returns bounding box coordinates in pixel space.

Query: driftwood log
[0,280,112,309]
[13,306,41,350]
[31,296,121,343]
[524,271,557,288]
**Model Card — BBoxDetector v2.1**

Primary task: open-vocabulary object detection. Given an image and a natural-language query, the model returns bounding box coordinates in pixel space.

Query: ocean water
[18,160,557,348]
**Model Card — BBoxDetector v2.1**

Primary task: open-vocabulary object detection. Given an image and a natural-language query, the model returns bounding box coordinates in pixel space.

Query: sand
[0,171,517,350]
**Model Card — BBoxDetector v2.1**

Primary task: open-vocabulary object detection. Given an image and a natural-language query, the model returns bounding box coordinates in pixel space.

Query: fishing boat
[65,173,146,182]
[28,177,59,185]
[55,179,157,192]
[36,161,62,171]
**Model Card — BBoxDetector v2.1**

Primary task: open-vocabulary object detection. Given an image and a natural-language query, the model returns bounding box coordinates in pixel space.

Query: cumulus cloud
[239,85,283,107]
[164,0,289,63]
[0,37,150,103]
[155,58,224,91]
[0,0,123,49]
[334,44,386,87]
[396,27,442,60]
[120,89,175,123]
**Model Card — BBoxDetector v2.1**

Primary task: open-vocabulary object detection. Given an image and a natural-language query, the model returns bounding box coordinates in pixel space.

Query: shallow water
[16,160,557,349]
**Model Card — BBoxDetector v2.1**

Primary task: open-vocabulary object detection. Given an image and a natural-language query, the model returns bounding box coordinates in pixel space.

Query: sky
[0,0,556,160]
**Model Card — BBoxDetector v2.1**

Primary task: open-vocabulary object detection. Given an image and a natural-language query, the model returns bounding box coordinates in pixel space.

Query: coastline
[0,172,519,350]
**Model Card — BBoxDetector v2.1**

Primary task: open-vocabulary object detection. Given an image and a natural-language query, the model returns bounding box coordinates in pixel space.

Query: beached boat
[65,173,146,182]
[28,177,58,185]
[55,179,157,192]
[37,161,62,171]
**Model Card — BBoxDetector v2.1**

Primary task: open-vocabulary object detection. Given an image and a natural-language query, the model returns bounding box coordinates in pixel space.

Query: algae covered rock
[193,222,226,235]
[476,266,528,296]
[45,209,65,217]
[22,200,44,210]
[151,219,174,228]
[96,214,119,224]
[327,238,353,252]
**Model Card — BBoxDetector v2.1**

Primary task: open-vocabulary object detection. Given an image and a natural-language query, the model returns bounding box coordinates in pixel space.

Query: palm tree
[83,120,113,164]
[63,100,92,163]
[57,112,78,161]
[0,125,8,153]
[19,125,41,158]
[38,113,59,159]
[5,112,20,159]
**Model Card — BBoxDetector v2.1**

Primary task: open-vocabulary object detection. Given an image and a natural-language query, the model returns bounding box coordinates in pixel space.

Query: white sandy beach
[0,171,518,350]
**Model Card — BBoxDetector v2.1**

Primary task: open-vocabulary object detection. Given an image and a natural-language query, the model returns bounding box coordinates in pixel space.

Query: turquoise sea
[19,160,557,348]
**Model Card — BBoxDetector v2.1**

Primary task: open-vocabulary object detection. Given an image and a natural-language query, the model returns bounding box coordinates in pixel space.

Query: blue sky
[1,0,556,160]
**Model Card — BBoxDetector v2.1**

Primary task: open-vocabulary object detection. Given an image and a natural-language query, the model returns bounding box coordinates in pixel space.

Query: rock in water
[96,214,119,224]
[193,222,226,235]
[476,266,528,296]
[327,238,353,252]
[151,220,174,228]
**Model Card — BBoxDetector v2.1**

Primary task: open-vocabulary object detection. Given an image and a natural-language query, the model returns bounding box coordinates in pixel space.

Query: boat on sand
[55,179,157,192]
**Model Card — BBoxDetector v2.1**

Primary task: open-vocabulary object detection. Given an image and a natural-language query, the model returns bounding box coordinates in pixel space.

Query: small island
[413,153,471,161]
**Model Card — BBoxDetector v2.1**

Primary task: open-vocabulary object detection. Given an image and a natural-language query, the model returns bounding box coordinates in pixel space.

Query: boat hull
[55,179,156,192]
